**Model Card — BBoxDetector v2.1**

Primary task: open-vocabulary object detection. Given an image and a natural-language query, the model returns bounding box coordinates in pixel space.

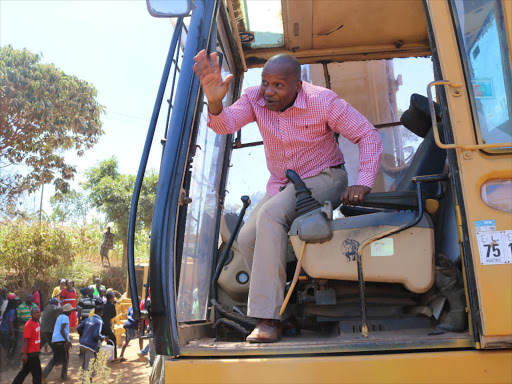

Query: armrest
[340,206,382,217]
[360,191,419,210]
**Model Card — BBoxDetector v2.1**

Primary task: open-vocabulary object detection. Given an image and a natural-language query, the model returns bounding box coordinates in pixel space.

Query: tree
[84,157,158,269]
[0,45,104,208]
[50,189,90,224]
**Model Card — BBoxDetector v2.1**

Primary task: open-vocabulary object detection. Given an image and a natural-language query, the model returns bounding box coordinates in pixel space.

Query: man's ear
[296,80,303,91]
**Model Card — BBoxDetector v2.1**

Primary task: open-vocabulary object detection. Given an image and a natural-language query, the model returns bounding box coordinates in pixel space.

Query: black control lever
[211,196,251,301]
[285,170,321,216]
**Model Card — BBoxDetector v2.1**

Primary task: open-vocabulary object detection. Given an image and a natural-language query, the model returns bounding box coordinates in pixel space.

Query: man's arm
[327,94,383,205]
[60,322,69,344]
[22,338,29,363]
[8,315,15,339]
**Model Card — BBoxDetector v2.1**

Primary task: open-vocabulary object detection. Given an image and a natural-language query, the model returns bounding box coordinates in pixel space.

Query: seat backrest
[395,94,446,197]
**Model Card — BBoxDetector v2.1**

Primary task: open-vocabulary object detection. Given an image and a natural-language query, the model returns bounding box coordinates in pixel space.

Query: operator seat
[289,94,446,294]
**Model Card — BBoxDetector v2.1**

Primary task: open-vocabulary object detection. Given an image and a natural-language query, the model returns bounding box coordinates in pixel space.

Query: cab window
[452,0,512,148]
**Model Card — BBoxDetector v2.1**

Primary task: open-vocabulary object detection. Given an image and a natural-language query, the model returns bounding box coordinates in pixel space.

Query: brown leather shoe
[246,319,281,343]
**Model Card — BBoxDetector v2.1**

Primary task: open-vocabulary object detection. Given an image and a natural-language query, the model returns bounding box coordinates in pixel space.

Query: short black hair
[94,305,103,314]
[106,292,114,300]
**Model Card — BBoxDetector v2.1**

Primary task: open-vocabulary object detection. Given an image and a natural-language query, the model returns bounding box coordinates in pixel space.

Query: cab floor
[181,327,472,357]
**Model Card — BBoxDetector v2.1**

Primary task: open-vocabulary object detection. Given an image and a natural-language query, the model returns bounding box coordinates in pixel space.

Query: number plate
[477,230,512,265]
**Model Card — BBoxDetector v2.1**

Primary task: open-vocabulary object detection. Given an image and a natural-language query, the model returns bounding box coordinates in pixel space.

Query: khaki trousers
[238,166,348,319]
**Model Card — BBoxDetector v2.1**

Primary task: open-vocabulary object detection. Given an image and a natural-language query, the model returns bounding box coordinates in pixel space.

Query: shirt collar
[256,84,307,111]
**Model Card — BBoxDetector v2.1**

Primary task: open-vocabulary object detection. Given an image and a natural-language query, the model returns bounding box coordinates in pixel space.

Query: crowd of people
[0,278,154,383]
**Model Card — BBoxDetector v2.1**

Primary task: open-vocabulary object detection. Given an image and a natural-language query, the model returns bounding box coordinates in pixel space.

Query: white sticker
[477,230,512,265]
[475,220,496,232]
[371,238,394,256]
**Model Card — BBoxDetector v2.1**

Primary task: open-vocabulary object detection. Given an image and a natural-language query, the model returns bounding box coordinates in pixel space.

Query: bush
[0,220,74,292]
[79,349,123,384]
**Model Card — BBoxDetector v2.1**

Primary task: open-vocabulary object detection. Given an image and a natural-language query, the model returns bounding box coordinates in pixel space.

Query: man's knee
[237,224,255,251]
[257,203,290,229]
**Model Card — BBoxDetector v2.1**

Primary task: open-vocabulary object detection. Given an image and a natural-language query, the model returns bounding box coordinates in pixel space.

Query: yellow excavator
[126,0,512,382]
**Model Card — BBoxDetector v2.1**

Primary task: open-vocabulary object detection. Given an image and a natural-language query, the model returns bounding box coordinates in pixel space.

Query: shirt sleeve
[207,92,256,134]
[23,322,32,339]
[326,93,383,188]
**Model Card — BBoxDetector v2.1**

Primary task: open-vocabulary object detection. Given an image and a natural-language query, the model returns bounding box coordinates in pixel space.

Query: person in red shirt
[12,307,42,384]
[193,51,383,343]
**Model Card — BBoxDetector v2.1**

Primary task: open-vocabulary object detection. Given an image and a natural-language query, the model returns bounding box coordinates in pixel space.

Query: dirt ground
[1,331,152,383]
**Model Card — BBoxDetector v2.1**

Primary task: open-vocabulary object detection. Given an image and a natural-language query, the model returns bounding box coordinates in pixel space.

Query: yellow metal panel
[426,0,512,339]
[163,351,512,384]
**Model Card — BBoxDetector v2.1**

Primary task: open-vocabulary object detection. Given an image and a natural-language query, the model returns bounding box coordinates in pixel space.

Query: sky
[1,1,435,215]
[0,0,174,213]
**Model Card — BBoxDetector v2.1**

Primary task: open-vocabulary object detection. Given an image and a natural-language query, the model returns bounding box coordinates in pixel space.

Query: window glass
[452,0,512,147]
[245,0,284,48]
[309,58,433,192]
[227,57,435,203]
[225,68,267,213]
[176,51,232,322]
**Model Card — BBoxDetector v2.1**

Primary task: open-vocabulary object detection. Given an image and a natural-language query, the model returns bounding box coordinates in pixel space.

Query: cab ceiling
[236,0,431,67]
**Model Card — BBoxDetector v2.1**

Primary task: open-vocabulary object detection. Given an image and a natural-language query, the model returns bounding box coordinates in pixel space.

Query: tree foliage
[0,220,74,290]
[50,189,90,224]
[0,45,104,208]
[84,157,158,266]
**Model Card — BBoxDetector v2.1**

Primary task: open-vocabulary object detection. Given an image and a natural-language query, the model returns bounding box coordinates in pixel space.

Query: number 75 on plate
[477,230,512,265]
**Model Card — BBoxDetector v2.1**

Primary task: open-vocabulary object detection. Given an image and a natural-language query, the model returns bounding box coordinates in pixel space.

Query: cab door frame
[424,0,512,348]
[150,0,221,356]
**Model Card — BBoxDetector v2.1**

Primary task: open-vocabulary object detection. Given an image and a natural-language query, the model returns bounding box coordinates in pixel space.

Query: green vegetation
[79,349,123,384]
[84,157,158,269]
[0,45,104,210]
[0,218,151,298]
[0,45,155,299]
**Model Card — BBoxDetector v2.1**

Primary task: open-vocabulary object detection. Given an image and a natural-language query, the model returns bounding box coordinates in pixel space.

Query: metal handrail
[127,17,184,320]
[427,80,512,150]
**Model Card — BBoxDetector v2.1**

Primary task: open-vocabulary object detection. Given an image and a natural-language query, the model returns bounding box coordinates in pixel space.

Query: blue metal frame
[148,0,220,356]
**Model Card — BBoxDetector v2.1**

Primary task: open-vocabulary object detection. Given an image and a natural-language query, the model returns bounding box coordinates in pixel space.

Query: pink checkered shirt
[208,81,383,196]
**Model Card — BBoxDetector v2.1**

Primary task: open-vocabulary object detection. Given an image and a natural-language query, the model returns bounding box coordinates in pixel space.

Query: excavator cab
[130,0,512,381]
[216,93,461,338]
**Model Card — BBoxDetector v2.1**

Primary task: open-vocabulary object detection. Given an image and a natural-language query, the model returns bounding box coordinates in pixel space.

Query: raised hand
[193,50,233,115]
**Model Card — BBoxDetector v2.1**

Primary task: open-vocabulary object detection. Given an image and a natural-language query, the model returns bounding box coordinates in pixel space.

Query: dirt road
[1,331,151,383]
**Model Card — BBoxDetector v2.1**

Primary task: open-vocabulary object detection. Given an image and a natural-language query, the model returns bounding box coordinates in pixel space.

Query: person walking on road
[14,294,38,365]
[12,307,42,384]
[39,298,62,353]
[42,304,74,381]
[0,294,17,368]
[101,292,117,359]
[77,305,107,372]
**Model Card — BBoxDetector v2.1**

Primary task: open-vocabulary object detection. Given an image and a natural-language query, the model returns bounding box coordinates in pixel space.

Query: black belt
[331,163,345,170]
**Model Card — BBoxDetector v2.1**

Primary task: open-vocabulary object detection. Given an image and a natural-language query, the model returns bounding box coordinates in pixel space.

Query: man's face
[260,64,301,112]
[25,294,33,305]
[88,288,94,297]
[95,279,101,287]
[31,308,41,321]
